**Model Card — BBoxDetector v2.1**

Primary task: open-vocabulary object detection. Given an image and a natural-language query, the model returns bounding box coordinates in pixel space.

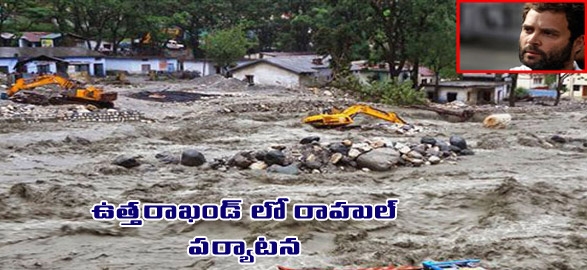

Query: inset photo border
[457,0,587,74]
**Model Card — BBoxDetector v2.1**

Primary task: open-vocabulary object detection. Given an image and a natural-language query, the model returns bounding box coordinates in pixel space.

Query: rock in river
[180,149,206,167]
[356,147,401,172]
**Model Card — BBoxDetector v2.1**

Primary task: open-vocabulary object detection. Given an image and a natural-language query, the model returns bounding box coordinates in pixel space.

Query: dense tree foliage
[201,26,257,75]
[0,0,456,81]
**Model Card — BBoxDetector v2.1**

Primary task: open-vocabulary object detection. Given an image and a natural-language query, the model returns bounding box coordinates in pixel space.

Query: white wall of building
[516,74,549,89]
[63,57,106,76]
[24,61,56,74]
[106,58,178,74]
[0,59,19,73]
[232,63,300,88]
[182,60,217,76]
[563,74,587,98]
[516,74,587,98]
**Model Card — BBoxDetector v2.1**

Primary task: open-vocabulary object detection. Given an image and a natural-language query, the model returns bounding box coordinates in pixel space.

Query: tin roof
[231,55,329,74]
[21,32,51,42]
[0,47,105,58]
[42,33,62,39]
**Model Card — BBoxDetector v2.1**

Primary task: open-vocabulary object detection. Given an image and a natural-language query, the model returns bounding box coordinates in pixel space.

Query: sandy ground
[0,76,586,270]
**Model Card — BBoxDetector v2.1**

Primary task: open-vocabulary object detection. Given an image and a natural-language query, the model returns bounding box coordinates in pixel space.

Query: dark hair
[522,3,585,42]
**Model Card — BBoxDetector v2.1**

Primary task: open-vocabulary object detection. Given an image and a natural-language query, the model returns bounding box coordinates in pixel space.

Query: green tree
[368,0,413,81]
[49,0,121,50]
[1,0,54,35]
[311,1,372,78]
[164,0,234,58]
[201,26,256,76]
[0,1,18,34]
[407,0,456,90]
[544,74,557,88]
[421,2,456,94]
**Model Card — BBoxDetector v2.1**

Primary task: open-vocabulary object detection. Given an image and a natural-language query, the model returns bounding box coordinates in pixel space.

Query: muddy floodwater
[0,76,586,270]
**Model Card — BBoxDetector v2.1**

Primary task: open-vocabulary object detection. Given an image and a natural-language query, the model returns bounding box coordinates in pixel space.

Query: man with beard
[511,3,584,70]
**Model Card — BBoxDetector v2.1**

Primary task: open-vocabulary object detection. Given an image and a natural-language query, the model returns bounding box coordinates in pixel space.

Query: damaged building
[423,73,511,105]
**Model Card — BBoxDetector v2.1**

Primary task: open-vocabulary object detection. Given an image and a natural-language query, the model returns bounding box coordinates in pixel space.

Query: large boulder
[449,135,468,150]
[420,136,437,146]
[228,151,255,169]
[356,147,401,172]
[328,142,350,155]
[264,150,287,166]
[180,149,206,167]
[435,140,450,151]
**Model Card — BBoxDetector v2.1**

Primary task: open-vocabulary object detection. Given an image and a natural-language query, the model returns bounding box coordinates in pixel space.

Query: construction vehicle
[302,104,407,128]
[1,74,117,108]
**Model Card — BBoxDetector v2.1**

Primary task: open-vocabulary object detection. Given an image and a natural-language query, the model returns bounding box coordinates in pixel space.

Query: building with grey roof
[229,54,332,88]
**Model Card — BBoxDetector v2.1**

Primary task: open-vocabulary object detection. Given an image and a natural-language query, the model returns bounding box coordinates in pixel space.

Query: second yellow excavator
[2,74,118,108]
[303,104,407,128]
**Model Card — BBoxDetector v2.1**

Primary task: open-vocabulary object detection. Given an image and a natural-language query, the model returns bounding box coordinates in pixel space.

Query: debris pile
[360,123,422,136]
[190,74,249,92]
[0,104,146,123]
[121,135,473,174]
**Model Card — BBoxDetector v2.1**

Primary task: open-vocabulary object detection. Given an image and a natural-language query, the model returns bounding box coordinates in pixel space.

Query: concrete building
[230,54,332,88]
[424,80,509,104]
[105,57,178,74]
[350,60,436,86]
[0,47,106,76]
[562,74,587,99]
[515,73,587,99]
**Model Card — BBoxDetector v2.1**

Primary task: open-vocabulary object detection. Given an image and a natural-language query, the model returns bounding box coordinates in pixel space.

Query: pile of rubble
[209,135,474,174]
[0,104,146,123]
[113,135,474,175]
[190,74,249,92]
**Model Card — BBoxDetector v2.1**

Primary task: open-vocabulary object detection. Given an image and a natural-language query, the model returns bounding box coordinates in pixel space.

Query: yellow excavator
[2,74,117,108]
[303,104,407,128]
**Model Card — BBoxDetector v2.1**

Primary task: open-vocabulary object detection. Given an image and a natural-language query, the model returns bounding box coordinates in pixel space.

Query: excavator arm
[342,105,406,125]
[7,75,79,97]
[8,75,73,97]
[303,104,407,128]
[4,74,117,108]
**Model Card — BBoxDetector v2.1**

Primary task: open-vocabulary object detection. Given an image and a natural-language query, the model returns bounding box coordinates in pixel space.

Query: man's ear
[573,35,585,55]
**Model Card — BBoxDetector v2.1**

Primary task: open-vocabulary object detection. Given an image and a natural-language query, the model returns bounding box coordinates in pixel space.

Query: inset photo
[458,1,586,73]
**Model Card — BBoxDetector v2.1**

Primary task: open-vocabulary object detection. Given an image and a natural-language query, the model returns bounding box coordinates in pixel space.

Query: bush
[330,75,363,94]
[377,80,427,106]
[514,87,529,99]
[330,76,427,106]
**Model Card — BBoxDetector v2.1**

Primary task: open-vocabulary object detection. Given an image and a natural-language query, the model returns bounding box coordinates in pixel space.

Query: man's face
[518,9,577,70]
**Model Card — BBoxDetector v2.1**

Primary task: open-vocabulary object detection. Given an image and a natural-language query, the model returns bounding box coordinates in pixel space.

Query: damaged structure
[423,74,510,105]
